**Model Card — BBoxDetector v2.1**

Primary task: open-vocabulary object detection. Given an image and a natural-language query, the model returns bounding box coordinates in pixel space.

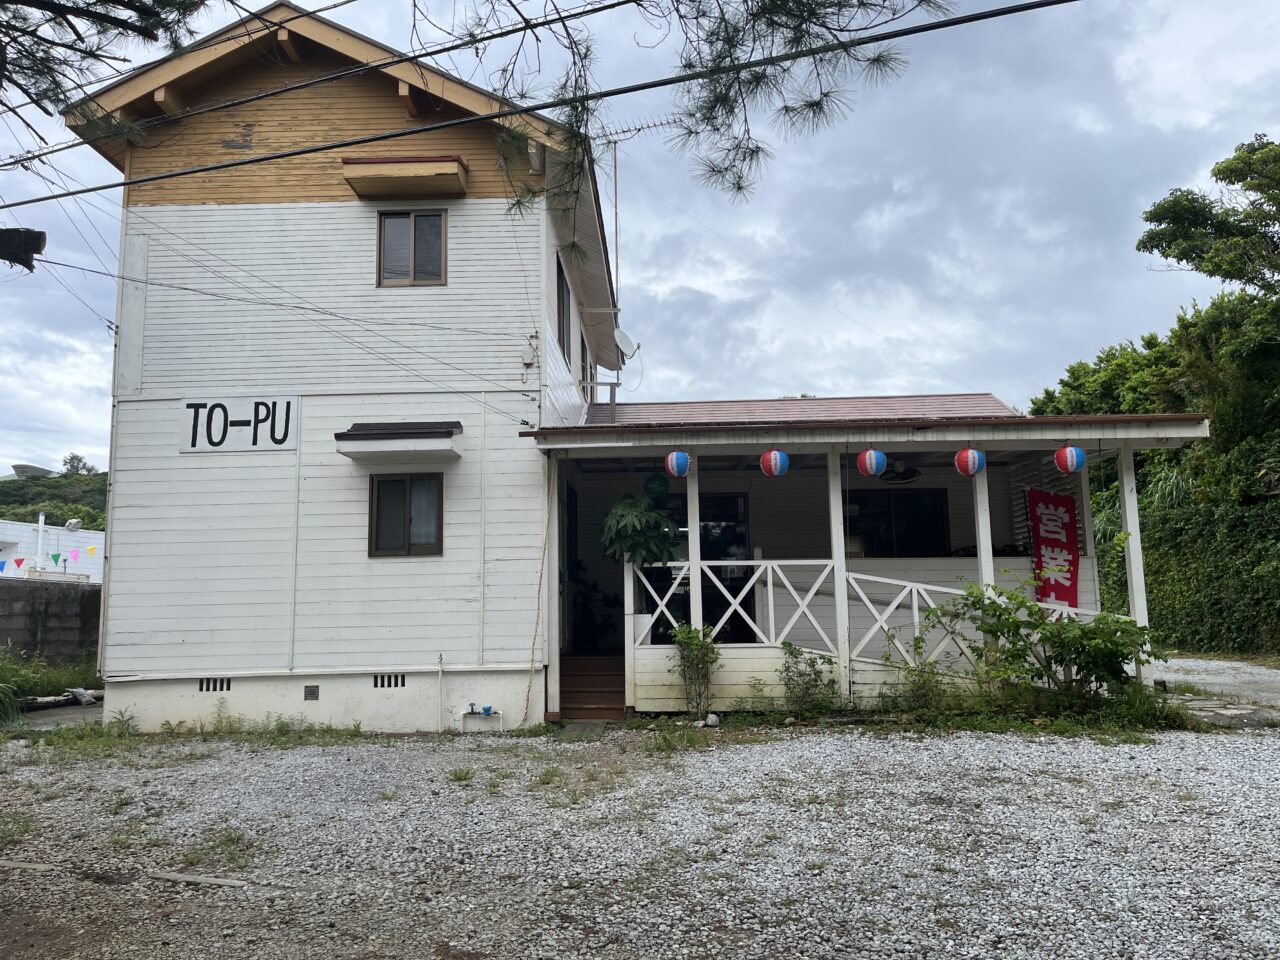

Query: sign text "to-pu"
[180,397,297,452]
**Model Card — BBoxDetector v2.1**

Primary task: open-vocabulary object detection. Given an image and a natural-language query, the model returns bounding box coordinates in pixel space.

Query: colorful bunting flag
[0,560,6,573]
[70,549,80,563]
[13,558,23,568]
[87,546,96,558]
[50,552,61,565]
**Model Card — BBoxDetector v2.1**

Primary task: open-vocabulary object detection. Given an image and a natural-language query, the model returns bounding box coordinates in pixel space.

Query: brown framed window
[580,333,592,402]
[369,473,443,556]
[378,211,447,286]
[556,257,572,363]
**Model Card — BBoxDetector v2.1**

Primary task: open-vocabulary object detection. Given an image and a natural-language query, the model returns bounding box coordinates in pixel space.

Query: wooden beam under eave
[398,81,420,118]
[153,86,184,116]
[276,28,302,64]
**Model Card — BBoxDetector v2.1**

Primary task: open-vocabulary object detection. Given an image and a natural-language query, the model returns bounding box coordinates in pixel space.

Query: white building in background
[0,519,106,584]
[65,3,1208,732]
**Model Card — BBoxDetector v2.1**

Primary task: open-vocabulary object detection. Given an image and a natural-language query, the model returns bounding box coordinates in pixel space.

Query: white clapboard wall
[101,196,581,678]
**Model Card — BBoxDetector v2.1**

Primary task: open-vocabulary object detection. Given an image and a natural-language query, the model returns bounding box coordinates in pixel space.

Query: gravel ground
[1157,658,1280,706]
[2,726,1279,960]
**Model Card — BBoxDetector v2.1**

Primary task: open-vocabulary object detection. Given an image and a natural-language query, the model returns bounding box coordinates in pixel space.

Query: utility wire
[1,0,1081,211]
[37,252,540,426]
[2,0,643,169]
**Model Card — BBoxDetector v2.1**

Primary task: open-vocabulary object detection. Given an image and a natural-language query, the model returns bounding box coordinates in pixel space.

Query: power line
[0,0,365,119]
[2,0,643,170]
[36,254,541,425]
[0,0,1082,212]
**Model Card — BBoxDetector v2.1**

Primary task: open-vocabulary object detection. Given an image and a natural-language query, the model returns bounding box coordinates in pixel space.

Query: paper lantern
[1054,445,1087,474]
[664,450,691,478]
[759,449,790,477]
[855,449,888,477]
[953,447,986,477]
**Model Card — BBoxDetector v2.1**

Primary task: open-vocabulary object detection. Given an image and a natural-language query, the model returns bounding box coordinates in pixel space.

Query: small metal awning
[334,421,464,461]
[341,156,469,198]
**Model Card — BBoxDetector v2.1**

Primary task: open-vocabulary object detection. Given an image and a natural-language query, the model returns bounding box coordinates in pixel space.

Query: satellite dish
[614,328,639,359]
[64,518,83,531]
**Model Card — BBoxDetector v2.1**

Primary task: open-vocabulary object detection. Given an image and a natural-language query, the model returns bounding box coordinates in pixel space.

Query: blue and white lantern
[954,447,986,477]
[1054,445,1087,474]
[855,448,888,478]
[759,449,790,478]
[664,450,691,479]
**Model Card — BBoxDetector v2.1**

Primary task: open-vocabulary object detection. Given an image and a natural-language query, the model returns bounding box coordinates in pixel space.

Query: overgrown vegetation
[0,650,101,698]
[671,622,720,718]
[1034,134,1280,655]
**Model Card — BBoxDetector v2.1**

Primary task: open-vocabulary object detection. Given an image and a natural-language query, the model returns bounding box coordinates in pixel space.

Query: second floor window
[379,211,446,286]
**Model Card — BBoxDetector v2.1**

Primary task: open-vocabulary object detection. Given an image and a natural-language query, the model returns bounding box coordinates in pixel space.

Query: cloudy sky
[1,0,1277,471]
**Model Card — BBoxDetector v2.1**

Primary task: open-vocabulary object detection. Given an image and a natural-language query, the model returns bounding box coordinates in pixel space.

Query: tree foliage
[1033,134,1280,653]
[0,467,108,530]
[0,0,207,138]
[1137,134,1280,295]
[440,0,950,198]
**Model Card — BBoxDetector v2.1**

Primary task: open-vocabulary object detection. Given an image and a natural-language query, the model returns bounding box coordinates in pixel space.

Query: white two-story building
[73,3,1208,731]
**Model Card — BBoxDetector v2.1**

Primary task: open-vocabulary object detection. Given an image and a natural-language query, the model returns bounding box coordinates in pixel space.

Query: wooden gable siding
[120,199,542,396]
[125,49,537,206]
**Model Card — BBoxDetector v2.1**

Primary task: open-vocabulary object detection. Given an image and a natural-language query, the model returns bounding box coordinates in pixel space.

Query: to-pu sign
[180,397,297,452]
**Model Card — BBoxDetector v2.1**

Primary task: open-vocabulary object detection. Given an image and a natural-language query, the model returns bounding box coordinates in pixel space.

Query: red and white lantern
[1054,445,1087,474]
[953,447,986,477]
[759,449,790,478]
[855,449,888,477]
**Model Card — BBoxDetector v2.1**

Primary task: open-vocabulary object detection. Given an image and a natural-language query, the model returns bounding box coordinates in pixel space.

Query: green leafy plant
[601,492,680,569]
[671,623,720,718]
[779,641,840,717]
[923,583,1154,698]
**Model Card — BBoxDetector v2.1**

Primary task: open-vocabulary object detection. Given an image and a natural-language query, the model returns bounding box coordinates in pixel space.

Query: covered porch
[527,400,1209,718]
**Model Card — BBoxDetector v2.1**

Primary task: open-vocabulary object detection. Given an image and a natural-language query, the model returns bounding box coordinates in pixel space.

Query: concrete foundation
[104,667,546,733]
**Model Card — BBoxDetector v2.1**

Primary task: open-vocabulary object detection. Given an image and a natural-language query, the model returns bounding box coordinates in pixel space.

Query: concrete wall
[0,578,100,663]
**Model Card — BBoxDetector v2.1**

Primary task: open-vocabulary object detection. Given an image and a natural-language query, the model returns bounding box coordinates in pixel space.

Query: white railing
[848,570,1116,672]
[847,572,970,668]
[631,560,837,654]
[627,561,1113,677]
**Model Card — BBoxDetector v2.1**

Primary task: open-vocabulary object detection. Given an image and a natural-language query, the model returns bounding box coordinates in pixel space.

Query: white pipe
[36,511,45,571]
[437,653,445,731]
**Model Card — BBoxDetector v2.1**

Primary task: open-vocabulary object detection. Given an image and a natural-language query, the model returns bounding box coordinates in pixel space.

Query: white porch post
[545,452,562,719]
[826,446,851,697]
[973,462,996,587]
[686,455,703,629]
[1078,460,1099,612]
[623,560,636,710]
[1117,443,1150,679]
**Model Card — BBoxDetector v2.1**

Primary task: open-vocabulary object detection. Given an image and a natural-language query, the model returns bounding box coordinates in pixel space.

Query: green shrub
[779,641,840,717]
[671,622,720,718]
[924,582,1154,698]
[601,492,680,568]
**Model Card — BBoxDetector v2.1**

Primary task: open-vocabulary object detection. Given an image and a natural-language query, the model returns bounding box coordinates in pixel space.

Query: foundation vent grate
[374,673,406,689]
[303,685,320,701]
[198,678,232,693]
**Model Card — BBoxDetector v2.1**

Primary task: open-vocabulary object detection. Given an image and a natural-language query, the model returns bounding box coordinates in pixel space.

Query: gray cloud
[2,0,1276,465]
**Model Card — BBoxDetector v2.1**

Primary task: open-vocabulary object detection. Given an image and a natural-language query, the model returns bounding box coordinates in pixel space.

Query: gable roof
[65,0,562,164]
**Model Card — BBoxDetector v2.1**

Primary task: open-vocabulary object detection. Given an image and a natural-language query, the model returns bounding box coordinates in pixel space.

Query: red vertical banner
[1028,488,1080,608]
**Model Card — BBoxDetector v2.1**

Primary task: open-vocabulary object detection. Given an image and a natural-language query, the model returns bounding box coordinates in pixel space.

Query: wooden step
[562,705,626,720]
[560,657,624,676]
